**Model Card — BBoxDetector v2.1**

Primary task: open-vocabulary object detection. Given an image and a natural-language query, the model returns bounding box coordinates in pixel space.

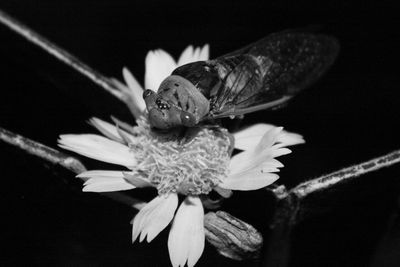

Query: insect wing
[207,31,339,119]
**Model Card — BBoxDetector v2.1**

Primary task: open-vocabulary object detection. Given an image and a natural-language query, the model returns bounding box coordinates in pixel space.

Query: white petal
[142,195,178,242]
[229,146,291,176]
[83,181,135,192]
[230,152,285,174]
[233,124,275,150]
[193,47,201,62]
[145,49,177,90]
[76,170,152,192]
[90,117,136,146]
[123,172,153,188]
[234,124,305,151]
[108,77,129,97]
[122,67,147,114]
[177,45,194,66]
[89,118,124,143]
[132,194,178,243]
[110,116,135,134]
[168,196,205,267]
[132,197,162,242]
[270,146,292,158]
[78,170,125,180]
[76,170,135,192]
[223,127,297,190]
[276,132,305,147]
[198,44,209,61]
[229,128,283,174]
[116,127,135,144]
[220,168,279,191]
[58,134,136,167]
[254,127,283,154]
[177,45,210,66]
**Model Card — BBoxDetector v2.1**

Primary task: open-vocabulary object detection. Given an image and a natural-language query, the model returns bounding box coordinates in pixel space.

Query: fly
[143,29,339,129]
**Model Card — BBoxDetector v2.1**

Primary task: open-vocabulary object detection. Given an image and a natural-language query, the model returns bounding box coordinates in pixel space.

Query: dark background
[0,1,399,266]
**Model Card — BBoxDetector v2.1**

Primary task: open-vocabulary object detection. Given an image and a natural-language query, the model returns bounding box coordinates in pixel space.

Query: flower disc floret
[130,119,232,196]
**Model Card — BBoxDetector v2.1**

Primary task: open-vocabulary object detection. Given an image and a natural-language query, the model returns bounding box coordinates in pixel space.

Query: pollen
[128,118,232,196]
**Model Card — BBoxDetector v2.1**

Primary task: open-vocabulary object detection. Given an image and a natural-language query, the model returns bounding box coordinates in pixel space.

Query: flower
[58,45,304,267]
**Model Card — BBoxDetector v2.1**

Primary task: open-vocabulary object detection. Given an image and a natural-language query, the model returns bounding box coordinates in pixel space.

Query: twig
[292,149,400,198]
[0,9,123,101]
[0,127,86,174]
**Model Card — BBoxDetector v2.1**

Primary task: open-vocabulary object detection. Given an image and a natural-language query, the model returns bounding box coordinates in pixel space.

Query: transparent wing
[207,31,339,119]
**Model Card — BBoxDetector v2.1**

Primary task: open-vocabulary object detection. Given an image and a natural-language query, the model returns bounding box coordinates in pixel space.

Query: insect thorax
[171,61,222,99]
[157,75,210,124]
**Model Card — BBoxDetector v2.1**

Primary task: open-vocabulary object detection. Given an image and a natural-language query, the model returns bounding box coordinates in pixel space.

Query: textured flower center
[128,118,232,195]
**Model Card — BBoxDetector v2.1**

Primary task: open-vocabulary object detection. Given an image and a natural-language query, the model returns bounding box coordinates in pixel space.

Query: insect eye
[180,111,196,127]
[155,98,170,110]
[143,89,154,99]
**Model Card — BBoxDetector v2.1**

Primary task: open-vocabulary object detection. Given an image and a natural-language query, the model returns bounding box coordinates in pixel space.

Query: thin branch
[0,9,123,101]
[292,149,400,198]
[0,127,86,174]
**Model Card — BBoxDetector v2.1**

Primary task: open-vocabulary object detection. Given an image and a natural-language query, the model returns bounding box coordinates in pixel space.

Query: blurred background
[0,0,399,266]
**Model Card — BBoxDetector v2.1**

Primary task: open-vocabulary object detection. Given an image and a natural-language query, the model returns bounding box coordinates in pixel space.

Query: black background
[0,1,399,266]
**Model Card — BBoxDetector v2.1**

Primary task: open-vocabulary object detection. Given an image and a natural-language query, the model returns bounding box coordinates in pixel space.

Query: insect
[143,30,339,129]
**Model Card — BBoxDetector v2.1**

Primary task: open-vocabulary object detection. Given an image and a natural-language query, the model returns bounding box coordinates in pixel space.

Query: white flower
[59,45,304,267]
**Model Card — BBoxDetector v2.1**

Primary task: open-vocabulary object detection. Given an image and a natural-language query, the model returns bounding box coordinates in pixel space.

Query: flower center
[128,118,232,196]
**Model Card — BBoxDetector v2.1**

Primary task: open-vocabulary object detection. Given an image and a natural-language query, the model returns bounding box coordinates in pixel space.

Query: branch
[291,149,400,198]
[0,9,123,101]
[0,127,86,174]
